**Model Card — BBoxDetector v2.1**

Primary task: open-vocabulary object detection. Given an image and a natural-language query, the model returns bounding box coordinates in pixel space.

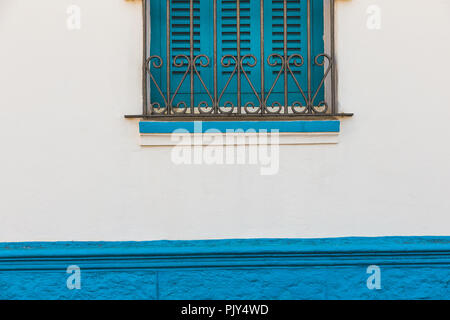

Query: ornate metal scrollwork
[240,54,263,114]
[170,54,190,114]
[286,54,309,114]
[217,55,238,114]
[310,53,332,114]
[146,56,167,114]
[146,51,334,116]
[193,55,215,114]
[264,54,285,114]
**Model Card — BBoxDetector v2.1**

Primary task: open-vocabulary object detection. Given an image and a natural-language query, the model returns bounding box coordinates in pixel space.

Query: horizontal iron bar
[125,113,353,121]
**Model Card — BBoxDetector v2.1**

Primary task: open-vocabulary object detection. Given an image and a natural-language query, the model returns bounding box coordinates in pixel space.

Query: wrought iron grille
[126,0,352,119]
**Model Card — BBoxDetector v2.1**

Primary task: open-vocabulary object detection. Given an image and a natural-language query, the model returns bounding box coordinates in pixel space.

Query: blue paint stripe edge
[139,120,340,134]
[1,237,449,260]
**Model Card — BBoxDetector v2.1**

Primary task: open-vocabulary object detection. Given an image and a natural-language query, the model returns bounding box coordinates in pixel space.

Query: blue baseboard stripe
[139,120,340,134]
[1,237,449,300]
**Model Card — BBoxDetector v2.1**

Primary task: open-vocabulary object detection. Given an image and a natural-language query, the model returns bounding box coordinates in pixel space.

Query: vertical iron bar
[260,0,265,114]
[214,0,218,113]
[166,0,171,114]
[236,0,241,114]
[307,0,312,112]
[190,0,195,114]
[330,0,336,114]
[283,0,288,114]
[142,0,148,115]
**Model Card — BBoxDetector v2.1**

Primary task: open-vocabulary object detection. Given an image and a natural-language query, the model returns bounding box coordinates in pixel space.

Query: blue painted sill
[139,120,340,134]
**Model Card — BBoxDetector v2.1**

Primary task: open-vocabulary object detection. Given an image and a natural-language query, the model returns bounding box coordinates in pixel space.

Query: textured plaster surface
[0,237,449,300]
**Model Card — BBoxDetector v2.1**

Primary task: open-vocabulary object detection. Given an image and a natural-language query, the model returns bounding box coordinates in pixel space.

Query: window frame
[125,0,353,120]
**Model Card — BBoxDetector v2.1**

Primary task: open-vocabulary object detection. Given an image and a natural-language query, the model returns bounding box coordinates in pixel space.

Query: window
[128,0,351,118]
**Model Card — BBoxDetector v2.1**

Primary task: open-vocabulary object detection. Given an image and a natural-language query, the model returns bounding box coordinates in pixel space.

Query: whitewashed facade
[1,0,449,242]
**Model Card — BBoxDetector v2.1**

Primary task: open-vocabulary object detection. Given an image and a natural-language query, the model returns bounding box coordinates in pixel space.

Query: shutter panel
[149,0,165,107]
[310,0,325,105]
[150,0,213,107]
[264,0,324,106]
[218,0,262,106]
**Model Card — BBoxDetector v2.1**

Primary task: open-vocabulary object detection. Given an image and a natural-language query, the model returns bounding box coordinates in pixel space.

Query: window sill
[138,120,341,146]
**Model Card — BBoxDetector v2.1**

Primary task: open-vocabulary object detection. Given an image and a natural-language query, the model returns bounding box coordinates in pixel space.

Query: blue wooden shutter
[150,0,213,107]
[264,0,324,107]
[149,0,324,108]
[218,0,262,107]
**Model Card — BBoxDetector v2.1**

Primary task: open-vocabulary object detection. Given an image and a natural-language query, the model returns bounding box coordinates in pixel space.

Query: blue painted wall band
[0,237,449,300]
[139,120,340,134]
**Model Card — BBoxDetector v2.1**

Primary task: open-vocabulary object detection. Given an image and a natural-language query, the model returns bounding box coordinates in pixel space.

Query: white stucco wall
[0,0,449,242]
